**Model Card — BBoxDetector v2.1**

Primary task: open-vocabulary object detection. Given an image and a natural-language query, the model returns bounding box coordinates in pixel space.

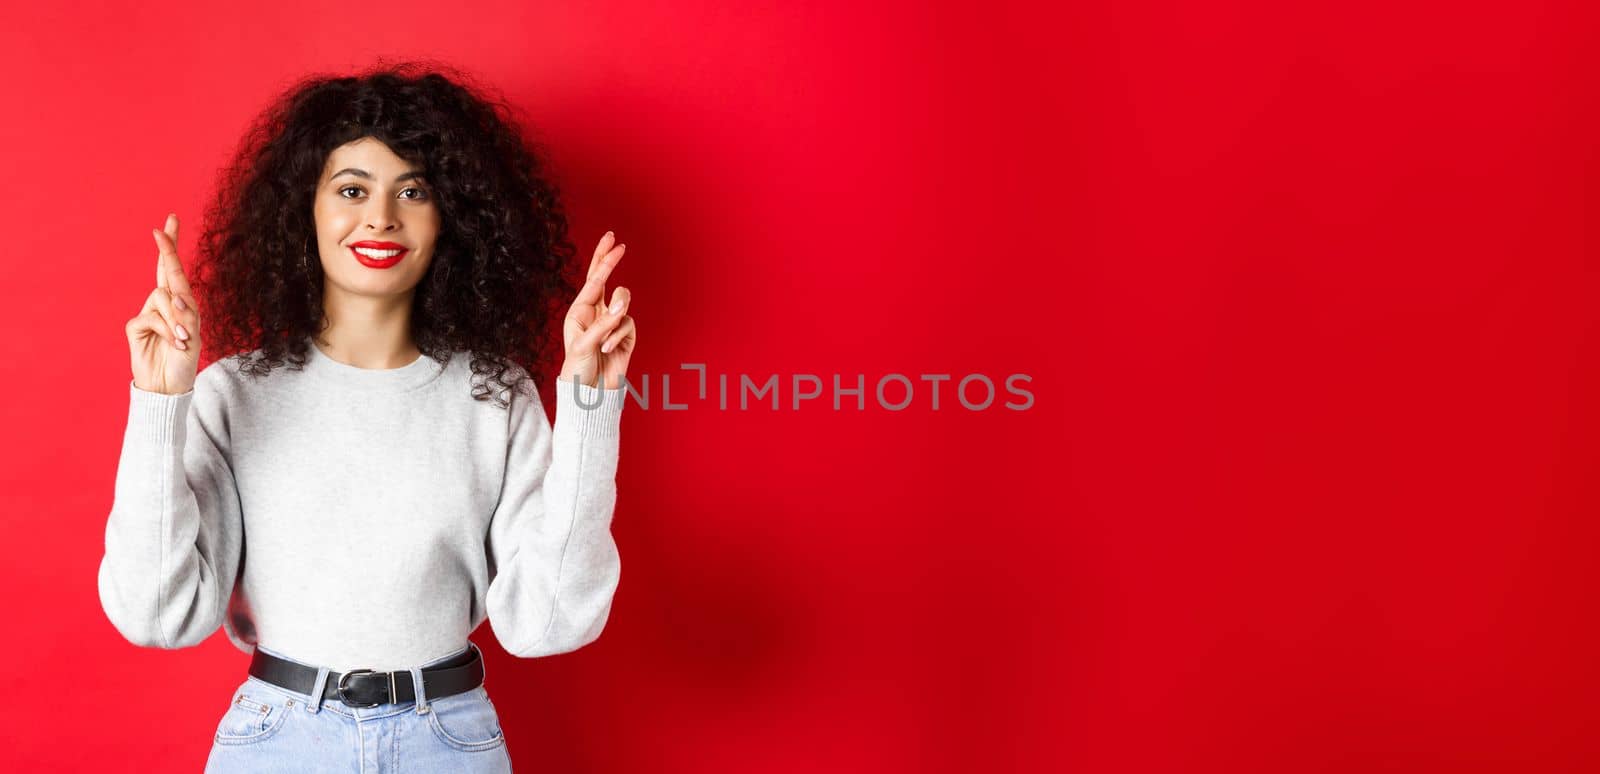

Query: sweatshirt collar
[300,336,448,393]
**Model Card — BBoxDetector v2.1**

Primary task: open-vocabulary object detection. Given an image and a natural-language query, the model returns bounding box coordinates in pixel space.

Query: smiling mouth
[352,246,406,259]
[349,245,408,267]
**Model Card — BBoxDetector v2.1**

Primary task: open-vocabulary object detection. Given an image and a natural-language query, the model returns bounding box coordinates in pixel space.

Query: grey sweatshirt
[97,338,625,672]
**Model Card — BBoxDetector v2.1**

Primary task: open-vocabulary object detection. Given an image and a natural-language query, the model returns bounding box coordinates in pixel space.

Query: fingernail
[175,296,187,311]
[602,341,613,353]
[609,300,623,315]
[176,324,189,340]
[606,230,614,239]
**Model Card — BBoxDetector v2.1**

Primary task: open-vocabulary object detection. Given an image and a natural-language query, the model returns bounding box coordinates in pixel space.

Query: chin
[326,273,422,299]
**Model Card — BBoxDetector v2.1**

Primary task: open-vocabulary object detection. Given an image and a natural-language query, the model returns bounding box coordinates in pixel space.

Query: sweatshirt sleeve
[97,373,244,650]
[485,376,625,657]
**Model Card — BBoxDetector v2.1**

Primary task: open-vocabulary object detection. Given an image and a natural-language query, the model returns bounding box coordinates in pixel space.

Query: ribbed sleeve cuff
[554,378,625,440]
[128,378,192,447]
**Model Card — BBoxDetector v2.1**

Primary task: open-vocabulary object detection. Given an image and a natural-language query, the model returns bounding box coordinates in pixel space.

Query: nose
[364,199,400,233]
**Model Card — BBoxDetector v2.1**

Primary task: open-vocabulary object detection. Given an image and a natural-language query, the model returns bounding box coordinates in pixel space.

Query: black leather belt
[248,642,485,708]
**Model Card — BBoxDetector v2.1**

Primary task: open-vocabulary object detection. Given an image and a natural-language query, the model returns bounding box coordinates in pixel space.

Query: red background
[1,0,1595,771]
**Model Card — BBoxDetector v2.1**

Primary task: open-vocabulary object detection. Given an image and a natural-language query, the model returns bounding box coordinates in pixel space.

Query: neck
[314,286,419,369]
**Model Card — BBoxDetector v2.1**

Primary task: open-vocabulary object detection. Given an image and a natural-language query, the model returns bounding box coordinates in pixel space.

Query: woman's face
[311,136,440,299]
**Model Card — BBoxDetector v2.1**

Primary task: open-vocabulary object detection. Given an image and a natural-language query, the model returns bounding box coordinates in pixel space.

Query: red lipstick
[349,240,409,269]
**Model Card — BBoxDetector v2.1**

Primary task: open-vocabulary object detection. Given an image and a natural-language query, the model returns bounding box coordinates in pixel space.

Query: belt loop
[307,667,330,713]
[410,664,430,715]
[475,642,486,686]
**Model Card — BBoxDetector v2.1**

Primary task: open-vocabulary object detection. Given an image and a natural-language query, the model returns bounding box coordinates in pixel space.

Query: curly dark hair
[192,59,578,408]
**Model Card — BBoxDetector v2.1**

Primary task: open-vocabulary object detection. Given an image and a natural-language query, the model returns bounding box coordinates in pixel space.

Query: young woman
[97,63,637,773]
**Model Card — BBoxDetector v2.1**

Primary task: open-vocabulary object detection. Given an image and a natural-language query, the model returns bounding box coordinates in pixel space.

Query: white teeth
[353,247,404,259]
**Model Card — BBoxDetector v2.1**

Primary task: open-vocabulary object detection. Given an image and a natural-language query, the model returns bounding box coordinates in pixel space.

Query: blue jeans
[204,642,512,773]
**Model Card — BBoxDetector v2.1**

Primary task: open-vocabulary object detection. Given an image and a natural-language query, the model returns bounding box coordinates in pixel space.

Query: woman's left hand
[557,231,637,389]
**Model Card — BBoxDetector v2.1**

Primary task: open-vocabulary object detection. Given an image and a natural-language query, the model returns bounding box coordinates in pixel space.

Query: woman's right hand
[126,213,201,396]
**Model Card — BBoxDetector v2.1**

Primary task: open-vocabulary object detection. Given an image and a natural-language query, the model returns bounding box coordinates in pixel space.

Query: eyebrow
[329,168,427,183]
